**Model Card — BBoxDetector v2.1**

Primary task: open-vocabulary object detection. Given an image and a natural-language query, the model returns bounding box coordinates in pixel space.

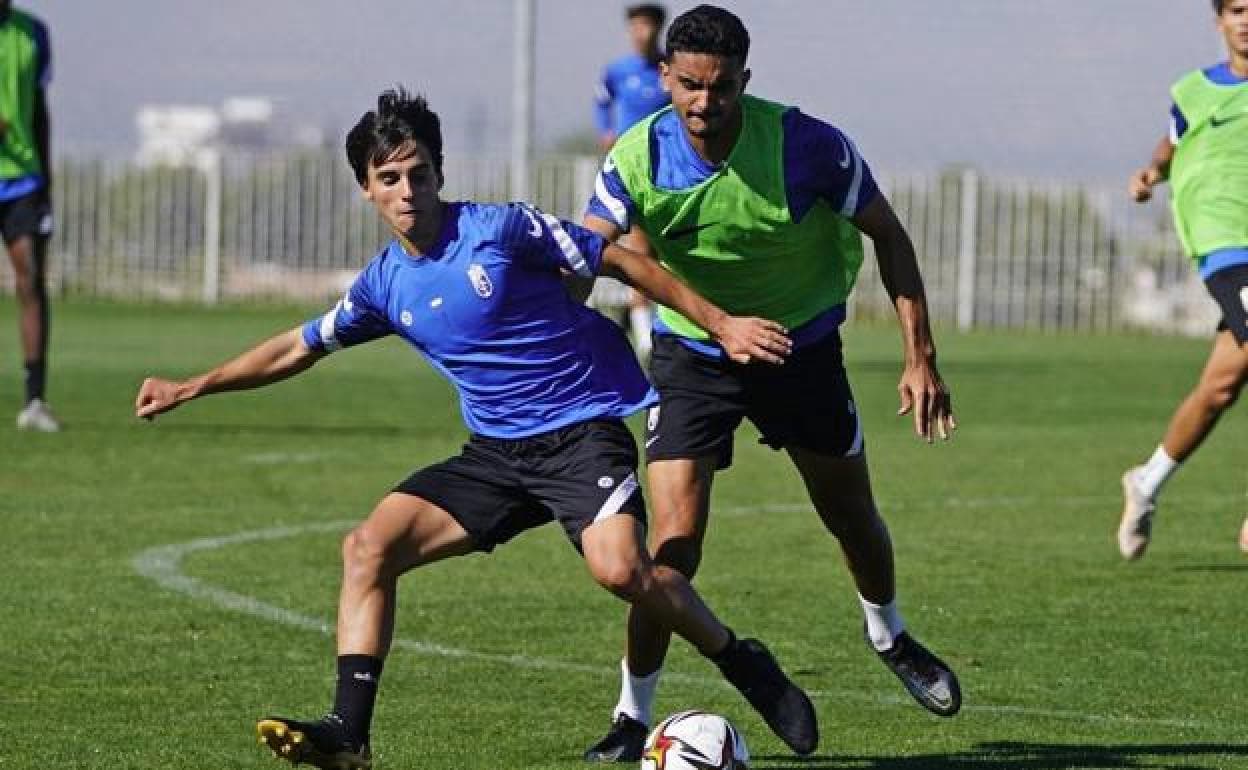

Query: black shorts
[394,419,646,553]
[0,189,51,243]
[644,331,863,469]
[1207,265,1248,346]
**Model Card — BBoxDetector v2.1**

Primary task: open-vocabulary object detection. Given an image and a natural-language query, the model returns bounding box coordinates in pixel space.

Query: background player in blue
[1119,0,1248,559]
[0,0,57,431]
[133,89,818,769]
[582,6,960,762]
[594,3,670,359]
[595,3,669,152]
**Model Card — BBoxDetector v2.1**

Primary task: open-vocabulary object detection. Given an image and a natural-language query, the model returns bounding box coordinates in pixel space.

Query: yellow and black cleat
[257,716,371,770]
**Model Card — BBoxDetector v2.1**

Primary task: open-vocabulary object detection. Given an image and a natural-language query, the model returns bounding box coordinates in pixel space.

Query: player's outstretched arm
[1128,136,1174,203]
[854,196,955,443]
[135,327,324,420]
[599,238,792,365]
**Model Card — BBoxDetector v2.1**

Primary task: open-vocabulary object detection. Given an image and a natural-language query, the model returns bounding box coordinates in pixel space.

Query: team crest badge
[467,264,493,298]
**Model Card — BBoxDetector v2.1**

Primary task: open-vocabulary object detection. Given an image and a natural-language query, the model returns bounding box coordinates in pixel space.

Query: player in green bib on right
[582,5,960,761]
[1118,0,1248,561]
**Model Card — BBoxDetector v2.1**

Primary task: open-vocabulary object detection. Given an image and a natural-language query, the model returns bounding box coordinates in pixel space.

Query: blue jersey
[587,106,879,354]
[302,202,657,439]
[595,53,669,138]
[1168,61,1248,278]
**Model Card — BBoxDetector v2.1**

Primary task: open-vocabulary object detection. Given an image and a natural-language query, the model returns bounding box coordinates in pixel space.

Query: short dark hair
[666,4,749,63]
[345,87,443,187]
[627,3,665,26]
[1214,0,1223,12]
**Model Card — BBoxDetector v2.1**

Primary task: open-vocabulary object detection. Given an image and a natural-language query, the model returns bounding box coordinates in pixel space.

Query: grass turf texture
[2,299,1245,769]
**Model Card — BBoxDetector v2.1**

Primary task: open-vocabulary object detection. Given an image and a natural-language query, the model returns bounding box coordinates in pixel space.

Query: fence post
[198,147,222,304]
[956,168,979,331]
[510,0,535,202]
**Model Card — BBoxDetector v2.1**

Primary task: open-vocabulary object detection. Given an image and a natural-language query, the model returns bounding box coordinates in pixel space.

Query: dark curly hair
[345,87,443,187]
[665,4,749,64]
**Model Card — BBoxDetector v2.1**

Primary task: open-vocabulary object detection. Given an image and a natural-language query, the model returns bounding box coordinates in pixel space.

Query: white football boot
[16,398,61,432]
[1238,516,1248,555]
[1117,467,1156,561]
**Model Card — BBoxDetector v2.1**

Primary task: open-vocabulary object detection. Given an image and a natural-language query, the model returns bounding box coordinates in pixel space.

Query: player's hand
[598,132,617,152]
[716,316,791,365]
[897,358,955,443]
[134,377,188,421]
[1128,167,1161,203]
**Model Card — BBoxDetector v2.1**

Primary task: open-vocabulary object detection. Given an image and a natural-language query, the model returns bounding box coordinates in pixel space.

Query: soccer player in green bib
[582,5,960,761]
[0,0,57,431]
[1119,0,1248,561]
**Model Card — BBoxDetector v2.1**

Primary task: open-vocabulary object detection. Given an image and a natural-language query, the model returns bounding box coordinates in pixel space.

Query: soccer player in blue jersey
[594,3,671,359]
[595,4,669,153]
[134,89,819,769]
[1118,0,1248,560]
[0,0,57,432]
[581,6,961,762]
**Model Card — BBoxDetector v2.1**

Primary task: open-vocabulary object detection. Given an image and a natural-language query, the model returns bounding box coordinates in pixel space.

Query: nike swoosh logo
[664,222,716,240]
[1211,113,1246,128]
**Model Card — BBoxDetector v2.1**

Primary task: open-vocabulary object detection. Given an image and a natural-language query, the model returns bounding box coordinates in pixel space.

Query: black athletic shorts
[644,330,863,469]
[394,419,646,553]
[1207,264,1248,346]
[0,189,51,243]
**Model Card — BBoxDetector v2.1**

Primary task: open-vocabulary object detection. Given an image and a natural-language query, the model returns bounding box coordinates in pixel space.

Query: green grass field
[2,299,1246,769]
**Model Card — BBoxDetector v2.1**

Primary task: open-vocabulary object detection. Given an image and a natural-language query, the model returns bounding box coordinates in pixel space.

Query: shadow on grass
[752,741,1248,769]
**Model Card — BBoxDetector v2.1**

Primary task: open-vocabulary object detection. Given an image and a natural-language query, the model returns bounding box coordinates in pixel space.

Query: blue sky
[31,0,1226,179]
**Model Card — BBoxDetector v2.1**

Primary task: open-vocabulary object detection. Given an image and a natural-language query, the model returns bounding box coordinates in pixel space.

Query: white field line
[131,521,1228,733]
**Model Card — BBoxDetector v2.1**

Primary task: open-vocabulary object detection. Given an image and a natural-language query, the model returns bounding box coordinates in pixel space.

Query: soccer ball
[640,710,749,770]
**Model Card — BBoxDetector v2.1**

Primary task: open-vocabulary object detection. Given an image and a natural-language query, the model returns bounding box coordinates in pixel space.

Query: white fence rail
[13,149,1212,335]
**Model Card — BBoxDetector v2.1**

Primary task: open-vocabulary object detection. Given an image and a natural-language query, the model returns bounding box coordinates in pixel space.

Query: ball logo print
[641,711,749,770]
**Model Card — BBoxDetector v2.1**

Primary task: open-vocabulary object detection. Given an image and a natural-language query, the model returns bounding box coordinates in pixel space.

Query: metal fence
[13,148,1214,335]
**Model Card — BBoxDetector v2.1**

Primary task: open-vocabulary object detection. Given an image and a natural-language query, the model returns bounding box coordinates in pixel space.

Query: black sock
[23,359,45,403]
[332,654,384,748]
[709,628,739,664]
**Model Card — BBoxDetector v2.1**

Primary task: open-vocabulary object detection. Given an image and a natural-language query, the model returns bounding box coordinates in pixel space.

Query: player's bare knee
[342,525,392,582]
[12,270,36,304]
[588,552,649,600]
[1199,376,1242,412]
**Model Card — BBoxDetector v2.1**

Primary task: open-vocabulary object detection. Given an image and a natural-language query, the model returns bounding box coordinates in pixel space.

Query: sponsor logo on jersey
[468,264,494,298]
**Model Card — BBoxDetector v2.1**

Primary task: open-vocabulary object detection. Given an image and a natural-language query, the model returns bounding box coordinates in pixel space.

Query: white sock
[613,658,661,726]
[629,305,653,357]
[1135,445,1179,499]
[859,594,905,652]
